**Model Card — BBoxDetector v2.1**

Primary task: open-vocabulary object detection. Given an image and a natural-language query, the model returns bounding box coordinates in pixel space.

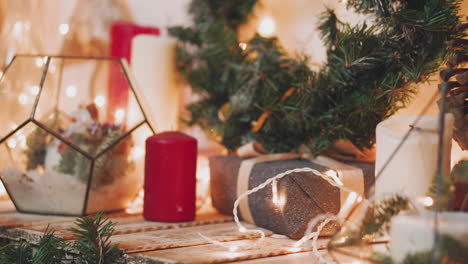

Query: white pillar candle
[390,212,468,262]
[375,114,454,197]
[131,35,179,132]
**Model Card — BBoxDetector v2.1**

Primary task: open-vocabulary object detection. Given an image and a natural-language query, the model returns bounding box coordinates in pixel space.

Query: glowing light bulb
[12,22,23,37]
[258,16,276,37]
[239,227,247,232]
[131,146,145,160]
[94,95,106,107]
[7,139,17,149]
[35,58,44,67]
[239,42,247,50]
[18,93,29,105]
[59,24,69,35]
[29,85,40,95]
[115,109,126,123]
[66,85,77,98]
[272,179,286,208]
[18,134,26,149]
[9,123,17,130]
[416,196,434,207]
[325,170,343,186]
[272,179,279,204]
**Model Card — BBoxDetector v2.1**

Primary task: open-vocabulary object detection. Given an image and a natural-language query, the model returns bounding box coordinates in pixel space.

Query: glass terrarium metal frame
[0,54,155,216]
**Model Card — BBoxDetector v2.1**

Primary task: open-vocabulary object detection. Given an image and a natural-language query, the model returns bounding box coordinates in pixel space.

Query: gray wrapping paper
[209,156,375,239]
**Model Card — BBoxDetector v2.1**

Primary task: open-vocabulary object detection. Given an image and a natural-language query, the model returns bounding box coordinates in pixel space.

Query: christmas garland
[170,0,461,155]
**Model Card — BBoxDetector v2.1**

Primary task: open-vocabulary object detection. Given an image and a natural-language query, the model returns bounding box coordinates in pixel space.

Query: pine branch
[33,228,69,264]
[360,195,409,237]
[71,213,123,264]
[0,241,34,264]
[171,0,461,155]
[318,9,342,48]
[0,229,68,264]
[0,214,123,264]
[427,173,455,211]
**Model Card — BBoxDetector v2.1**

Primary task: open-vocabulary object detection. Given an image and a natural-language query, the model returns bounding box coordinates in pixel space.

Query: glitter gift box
[210,155,375,239]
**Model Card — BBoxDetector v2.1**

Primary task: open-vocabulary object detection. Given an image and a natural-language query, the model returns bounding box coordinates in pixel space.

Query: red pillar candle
[107,22,160,123]
[144,132,197,222]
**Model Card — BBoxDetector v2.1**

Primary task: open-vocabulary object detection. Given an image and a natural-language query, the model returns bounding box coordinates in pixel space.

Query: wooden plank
[228,252,320,264]
[129,237,329,264]
[22,210,232,240]
[0,211,73,229]
[112,222,272,254]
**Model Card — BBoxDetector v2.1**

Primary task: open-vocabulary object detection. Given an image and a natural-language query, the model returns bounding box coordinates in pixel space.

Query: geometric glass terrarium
[0,55,154,216]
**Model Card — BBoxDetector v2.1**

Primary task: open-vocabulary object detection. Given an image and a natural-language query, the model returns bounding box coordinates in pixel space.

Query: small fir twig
[0,213,123,264]
[0,228,68,264]
[71,212,123,264]
[427,173,455,211]
[360,195,410,237]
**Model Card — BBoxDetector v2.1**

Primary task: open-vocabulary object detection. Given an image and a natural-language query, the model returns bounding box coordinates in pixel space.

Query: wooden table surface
[0,199,332,264]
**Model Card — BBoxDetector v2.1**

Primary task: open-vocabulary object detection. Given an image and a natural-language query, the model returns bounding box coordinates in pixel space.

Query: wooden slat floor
[0,199,335,263]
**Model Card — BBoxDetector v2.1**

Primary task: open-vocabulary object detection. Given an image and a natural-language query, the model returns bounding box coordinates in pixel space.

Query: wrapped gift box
[210,155,375,239]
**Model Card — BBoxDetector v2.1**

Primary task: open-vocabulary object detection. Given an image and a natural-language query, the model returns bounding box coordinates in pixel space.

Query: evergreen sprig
[0,229,68,264]
[0,213,123,264]
[70,213,123,264]
[171,0,461,155]
[427,173,455,211]
[360,195,409,237]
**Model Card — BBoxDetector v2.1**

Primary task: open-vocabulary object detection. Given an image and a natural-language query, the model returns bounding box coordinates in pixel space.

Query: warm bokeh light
[29,85,40,96]
[239,42,247,50]
[59,23,70,35]
[94,95,106,107]
[18,93,30,105]
[35,58,44,67]
[258,16,276,37]
[196,156,211,211]
[66,85,77,98]
[7,138,17,149]
[131,146,145,160]
[125,189,144,214]
[416,196,434,207]
[114,109,126,123]
[272,180,286,209]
